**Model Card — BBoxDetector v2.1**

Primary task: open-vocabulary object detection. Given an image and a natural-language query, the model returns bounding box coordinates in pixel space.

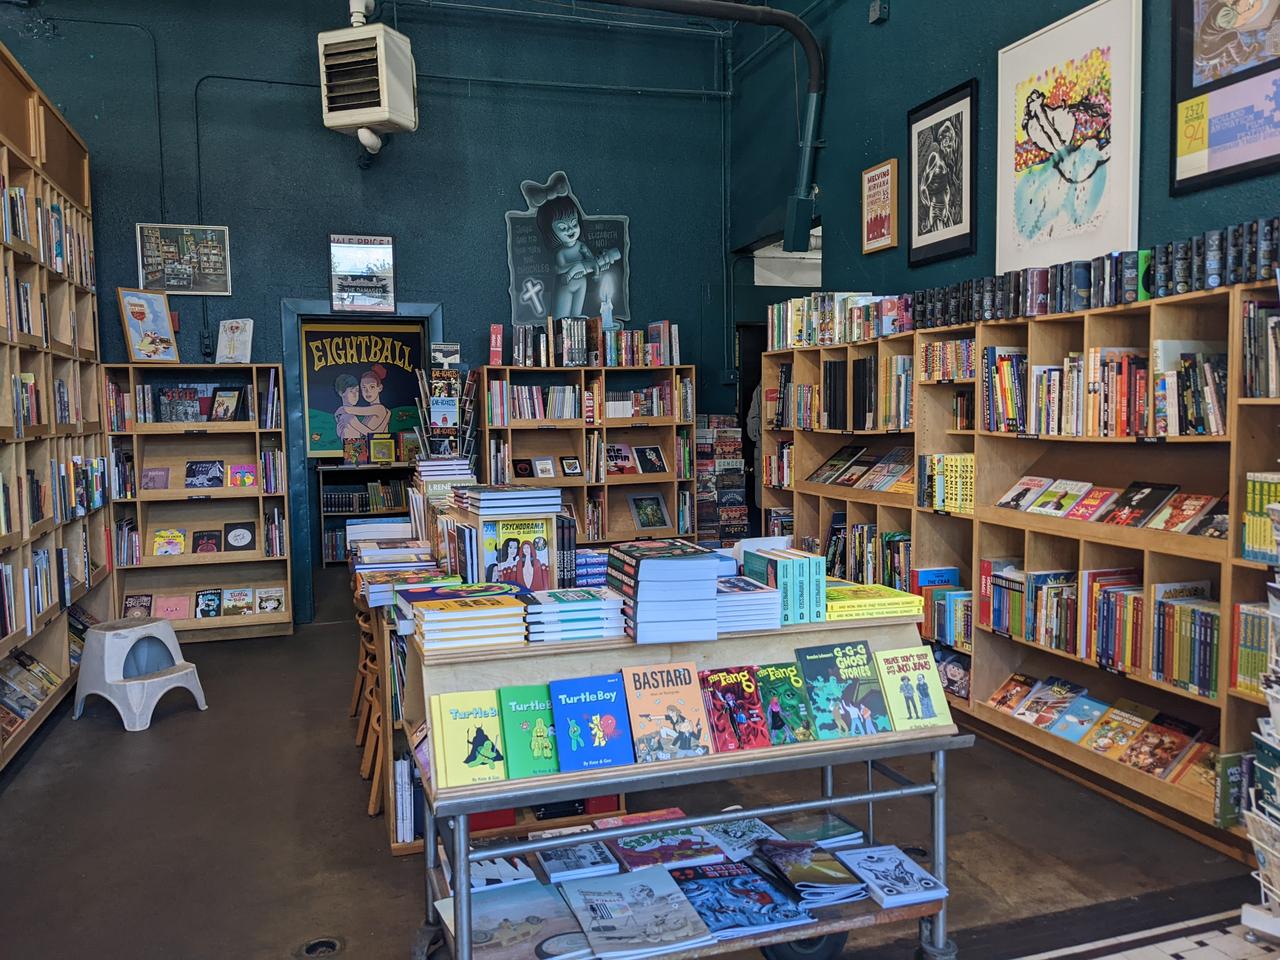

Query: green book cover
[754,661,818,745]
[1137,247,1153,301]
[794,641,890,740]
[498,683,559,779]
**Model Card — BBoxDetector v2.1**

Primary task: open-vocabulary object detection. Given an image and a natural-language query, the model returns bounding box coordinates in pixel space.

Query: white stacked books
[456,484,562,516]
[520,587,625,642]
[607,540,719,644]
[715,576,782,633]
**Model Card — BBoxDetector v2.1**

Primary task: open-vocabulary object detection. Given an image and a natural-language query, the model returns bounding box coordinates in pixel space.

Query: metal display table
[402,618,974,960]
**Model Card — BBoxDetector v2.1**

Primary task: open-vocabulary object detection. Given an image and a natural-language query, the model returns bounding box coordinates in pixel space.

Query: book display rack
[318,461,413,565]
[0,42,113,772]
[478,365,697,543]
[103,363,292,642]
[401,616,971,959]
[762,279,1280,844]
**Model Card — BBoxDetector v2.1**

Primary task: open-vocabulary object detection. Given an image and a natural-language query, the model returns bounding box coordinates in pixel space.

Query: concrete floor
[0,572,1252,959]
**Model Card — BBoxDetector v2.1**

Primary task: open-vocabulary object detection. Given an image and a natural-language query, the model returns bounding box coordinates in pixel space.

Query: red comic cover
[698,666,771,752]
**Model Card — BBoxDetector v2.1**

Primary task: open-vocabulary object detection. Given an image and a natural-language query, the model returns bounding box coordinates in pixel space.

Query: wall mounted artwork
[861,158,898,254]
[907,82,976,267]
[996,0,1142,272]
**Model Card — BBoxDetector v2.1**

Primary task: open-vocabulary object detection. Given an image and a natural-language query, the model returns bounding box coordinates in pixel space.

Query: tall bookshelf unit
[103,363,293,643]
[762,281,1279,846]
[0,41,113,770]
[478,364,697,543]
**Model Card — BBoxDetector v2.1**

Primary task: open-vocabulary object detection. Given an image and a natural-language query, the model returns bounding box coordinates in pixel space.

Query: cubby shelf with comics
[760,279,1280,848]
[0,39,114,771]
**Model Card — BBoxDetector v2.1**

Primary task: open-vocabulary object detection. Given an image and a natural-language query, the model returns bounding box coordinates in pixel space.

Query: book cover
[255,586,286,613]
[559,866,712,956]
[754,661,818,744]
[767,811,863,848]
[122,593,152,619]
[795,641,890,739]
[593,808,727,870]
[192,530,222,553]
[530,825,618,882]
[1025,479,1093,518]
[987,673,1038,714]
[466,856,537,890]
[1047,695,1109,743]
[228,463,257,487]
[1117,713,1201,778]
[995,476,1052,511]
[1144,493,1218,533]
[184,459,225,488]
[549,674,635,771]
[152,595,191,620]
[807,445,867,485]
[699,665,771,751]
[1169,741,1219,803]
[1082,698,1159,760]
[434,690,506,786]
[621,661,712,763]
[152,528,186,556]
[481,518,553,591]
[753,840,861,890]
[1063,486,1120,521]
[221,587,254,615]
[223,521,257,551]
[671,862,811,939]
[1098,482,1179,526]
[194,589,223,618]
[139,466,169,490]
[605,443,638,475]
[343,438,369,465]
[496,684,558,779]
[435,882,590,960]
[873,647,953,731]
[1009,677,1086,729]
[696,818,785,862]
[835,845,947,907]
[1189,497,1229,538]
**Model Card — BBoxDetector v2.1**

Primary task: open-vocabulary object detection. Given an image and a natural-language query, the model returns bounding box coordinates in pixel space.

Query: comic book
[432,690,507,787]
[592,808,726,870]
[698,665,771,752]
[794,641,889,739]
[482,518,554,592]
[697,818,785,861]
[548,674,635,772]
[671,862,812,941]
[435,882,591,960]
[559,867,714,957]
[1116,712,1201,778]
[1047,695,1109,743]
[986,673,1038,714]
[753,661,818,745]
[835,845,948,908]
[872,647,953,731]
[497,684,558,779]
[1081,698,1158,760]
[1009,676,1086,729]
[621,661,712,763]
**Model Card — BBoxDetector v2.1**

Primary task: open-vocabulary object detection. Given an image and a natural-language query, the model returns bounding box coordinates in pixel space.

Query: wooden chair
[349,610,374,718]
[361,681,382,781]
[354,635,378,748]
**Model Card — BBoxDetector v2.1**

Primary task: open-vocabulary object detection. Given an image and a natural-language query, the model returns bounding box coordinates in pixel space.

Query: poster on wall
[300,321,423,457]
[861,158,898,254]
[330,234,396,313]
[996,0,1141,272]
[117,287,179,362]
[136,224,231,296]
[505,170,630,326]
[907,81,976,267]
[1172,0,1280,194]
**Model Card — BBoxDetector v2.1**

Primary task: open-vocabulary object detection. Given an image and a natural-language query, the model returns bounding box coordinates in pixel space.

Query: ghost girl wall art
[996,0,1141,271]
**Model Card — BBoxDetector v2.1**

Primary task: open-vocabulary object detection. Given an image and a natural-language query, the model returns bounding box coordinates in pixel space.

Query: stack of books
[400,584,527,652]
[826,580,924,620]
[607,540,719,643]
[743,548,825,625]
[454,484,562,517]
[715,576,782,633]
[575,548,608,587]
[356,570,459,609]
[519,587,624,642]
[345,516,413,548]
[348,538,435,574]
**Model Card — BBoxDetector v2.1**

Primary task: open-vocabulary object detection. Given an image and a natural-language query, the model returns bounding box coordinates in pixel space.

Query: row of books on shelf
[426,641,950,789]
[802,444,916,494]
[1242,479,1280,563]
[996,476,1227,536]
[105,372,280,430]
[0,542,91,639]
[487,382,581,423]
[603,379,691,420]
[428,826,942,959]
[2,454,107,535]
[3,273,37,342]
[767,292,913,349]
[143,520,262,557]
[1,183,93,287]
[498,319,683,369]
[916,453,974,515]
[768,357,912,432]
[920,338,975,381]
[51,376,80,426]
[321,480,408,514]
[3,182,31,248]
[913,567,974,653]
[763,439,793,490]
[0,649,66,740]
[694,416,747,545]
[12,370,40,434]
[122,585,286,621]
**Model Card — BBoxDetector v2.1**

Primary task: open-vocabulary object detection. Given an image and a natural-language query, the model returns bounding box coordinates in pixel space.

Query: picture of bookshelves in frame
[478,364,696,543]
[103,363,291,642]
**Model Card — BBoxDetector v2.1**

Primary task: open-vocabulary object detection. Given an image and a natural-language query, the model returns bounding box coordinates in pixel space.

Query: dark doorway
[737,323,766,538]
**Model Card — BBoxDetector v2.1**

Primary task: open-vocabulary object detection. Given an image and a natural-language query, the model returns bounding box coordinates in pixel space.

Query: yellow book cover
[1081,698,1157,761]
[874,647,953,731]
[436,690,507,785]
[416,595,526,615]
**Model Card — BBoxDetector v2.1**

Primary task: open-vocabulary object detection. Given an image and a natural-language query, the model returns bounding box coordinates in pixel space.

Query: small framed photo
[512,458,534,479]
[533,457,556,479]
[628,492,671,531]
[118,288,179,363]
[136,223,231,296]
[560,456,583,477]
[633,445,668,474]
[861,158,898,254]
[208,390,241,422]
[330,233,395,313]
[370,434,396,463]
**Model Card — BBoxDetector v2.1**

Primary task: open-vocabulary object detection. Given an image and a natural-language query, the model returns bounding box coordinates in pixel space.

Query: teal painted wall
[0,0,731,407]
[731,0,1280,294]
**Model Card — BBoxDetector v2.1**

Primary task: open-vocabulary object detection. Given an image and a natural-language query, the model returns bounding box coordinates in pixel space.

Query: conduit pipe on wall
[593,0,824,252]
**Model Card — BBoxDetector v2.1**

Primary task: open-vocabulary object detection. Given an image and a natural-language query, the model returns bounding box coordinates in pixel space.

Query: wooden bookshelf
[761,280,1280,847]
[0,39,113,772]
[317,461,412,566]
[477,364,697,543]
[102,363,292,642]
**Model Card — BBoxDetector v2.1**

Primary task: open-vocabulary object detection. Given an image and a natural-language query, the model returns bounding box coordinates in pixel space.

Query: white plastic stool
[73,617,207,731]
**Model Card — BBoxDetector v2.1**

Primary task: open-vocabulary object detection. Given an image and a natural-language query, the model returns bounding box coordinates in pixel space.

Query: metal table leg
[453,814,472,960]
[423,802,438,925]
[918,750,957,960]
[821,765,834,798]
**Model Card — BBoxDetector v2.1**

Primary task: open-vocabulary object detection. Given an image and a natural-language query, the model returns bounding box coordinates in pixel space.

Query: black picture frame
[1170,2,1280,195]
[906,79,978,267]
[329,233,397,313]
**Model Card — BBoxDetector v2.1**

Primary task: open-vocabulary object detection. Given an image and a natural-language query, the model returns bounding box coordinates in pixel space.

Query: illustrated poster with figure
[300,321,424,457]
[505,170,630,325]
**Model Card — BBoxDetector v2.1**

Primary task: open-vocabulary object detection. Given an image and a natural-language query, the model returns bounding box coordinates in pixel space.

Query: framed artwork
[628,492,671,531]
[861,158,898,254]
[117,288,179,363]
[533,457,556,479]
[330,234,396,313]
[136,224,231,296]
[215,318,253,364]
[299,320,424,457]
[907,81,977,267]
[996,0,1142,271]
[1172,1,1280,194]
[560,456,582,477]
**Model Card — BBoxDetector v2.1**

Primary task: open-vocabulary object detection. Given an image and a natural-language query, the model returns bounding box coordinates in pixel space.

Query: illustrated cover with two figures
[699,665,771,752]
[621,661,712,763]
[795,641,889,739]
[548,674,635,772]
[872,647,953,731]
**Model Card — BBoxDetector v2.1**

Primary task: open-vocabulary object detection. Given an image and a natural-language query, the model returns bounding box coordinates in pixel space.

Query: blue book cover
[1047,695,1109,743]
[549,674,636,771]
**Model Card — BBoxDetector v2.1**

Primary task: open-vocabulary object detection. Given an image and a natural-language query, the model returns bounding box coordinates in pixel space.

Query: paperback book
[795,640,890,739]
[497,683,559,779]
[873,647,953,731]
[671,862,812,941]
[621,661,713,762]
[548,674,635,771]
[699,665,771,751]
[753,661,818,745]
[592,808,727,870]
[435,882,591,960]
[835,845,947,908]
[558,866,714,958]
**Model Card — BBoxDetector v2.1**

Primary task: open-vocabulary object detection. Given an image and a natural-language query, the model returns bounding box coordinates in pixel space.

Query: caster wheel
[760,932,849,960]
[410,923,444,960]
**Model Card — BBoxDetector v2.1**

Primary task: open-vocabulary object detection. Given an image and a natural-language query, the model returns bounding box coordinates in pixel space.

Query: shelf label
[1138,436,1166,444]
[631,422,649,428]
[183,428,208,435]
[1015,433,1040,440]
[186,496,211,501]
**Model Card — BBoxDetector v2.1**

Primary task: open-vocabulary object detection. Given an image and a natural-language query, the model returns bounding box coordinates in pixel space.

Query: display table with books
[401,611,973,960]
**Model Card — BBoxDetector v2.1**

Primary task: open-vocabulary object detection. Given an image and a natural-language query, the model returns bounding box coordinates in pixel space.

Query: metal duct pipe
[595,0,825,252]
